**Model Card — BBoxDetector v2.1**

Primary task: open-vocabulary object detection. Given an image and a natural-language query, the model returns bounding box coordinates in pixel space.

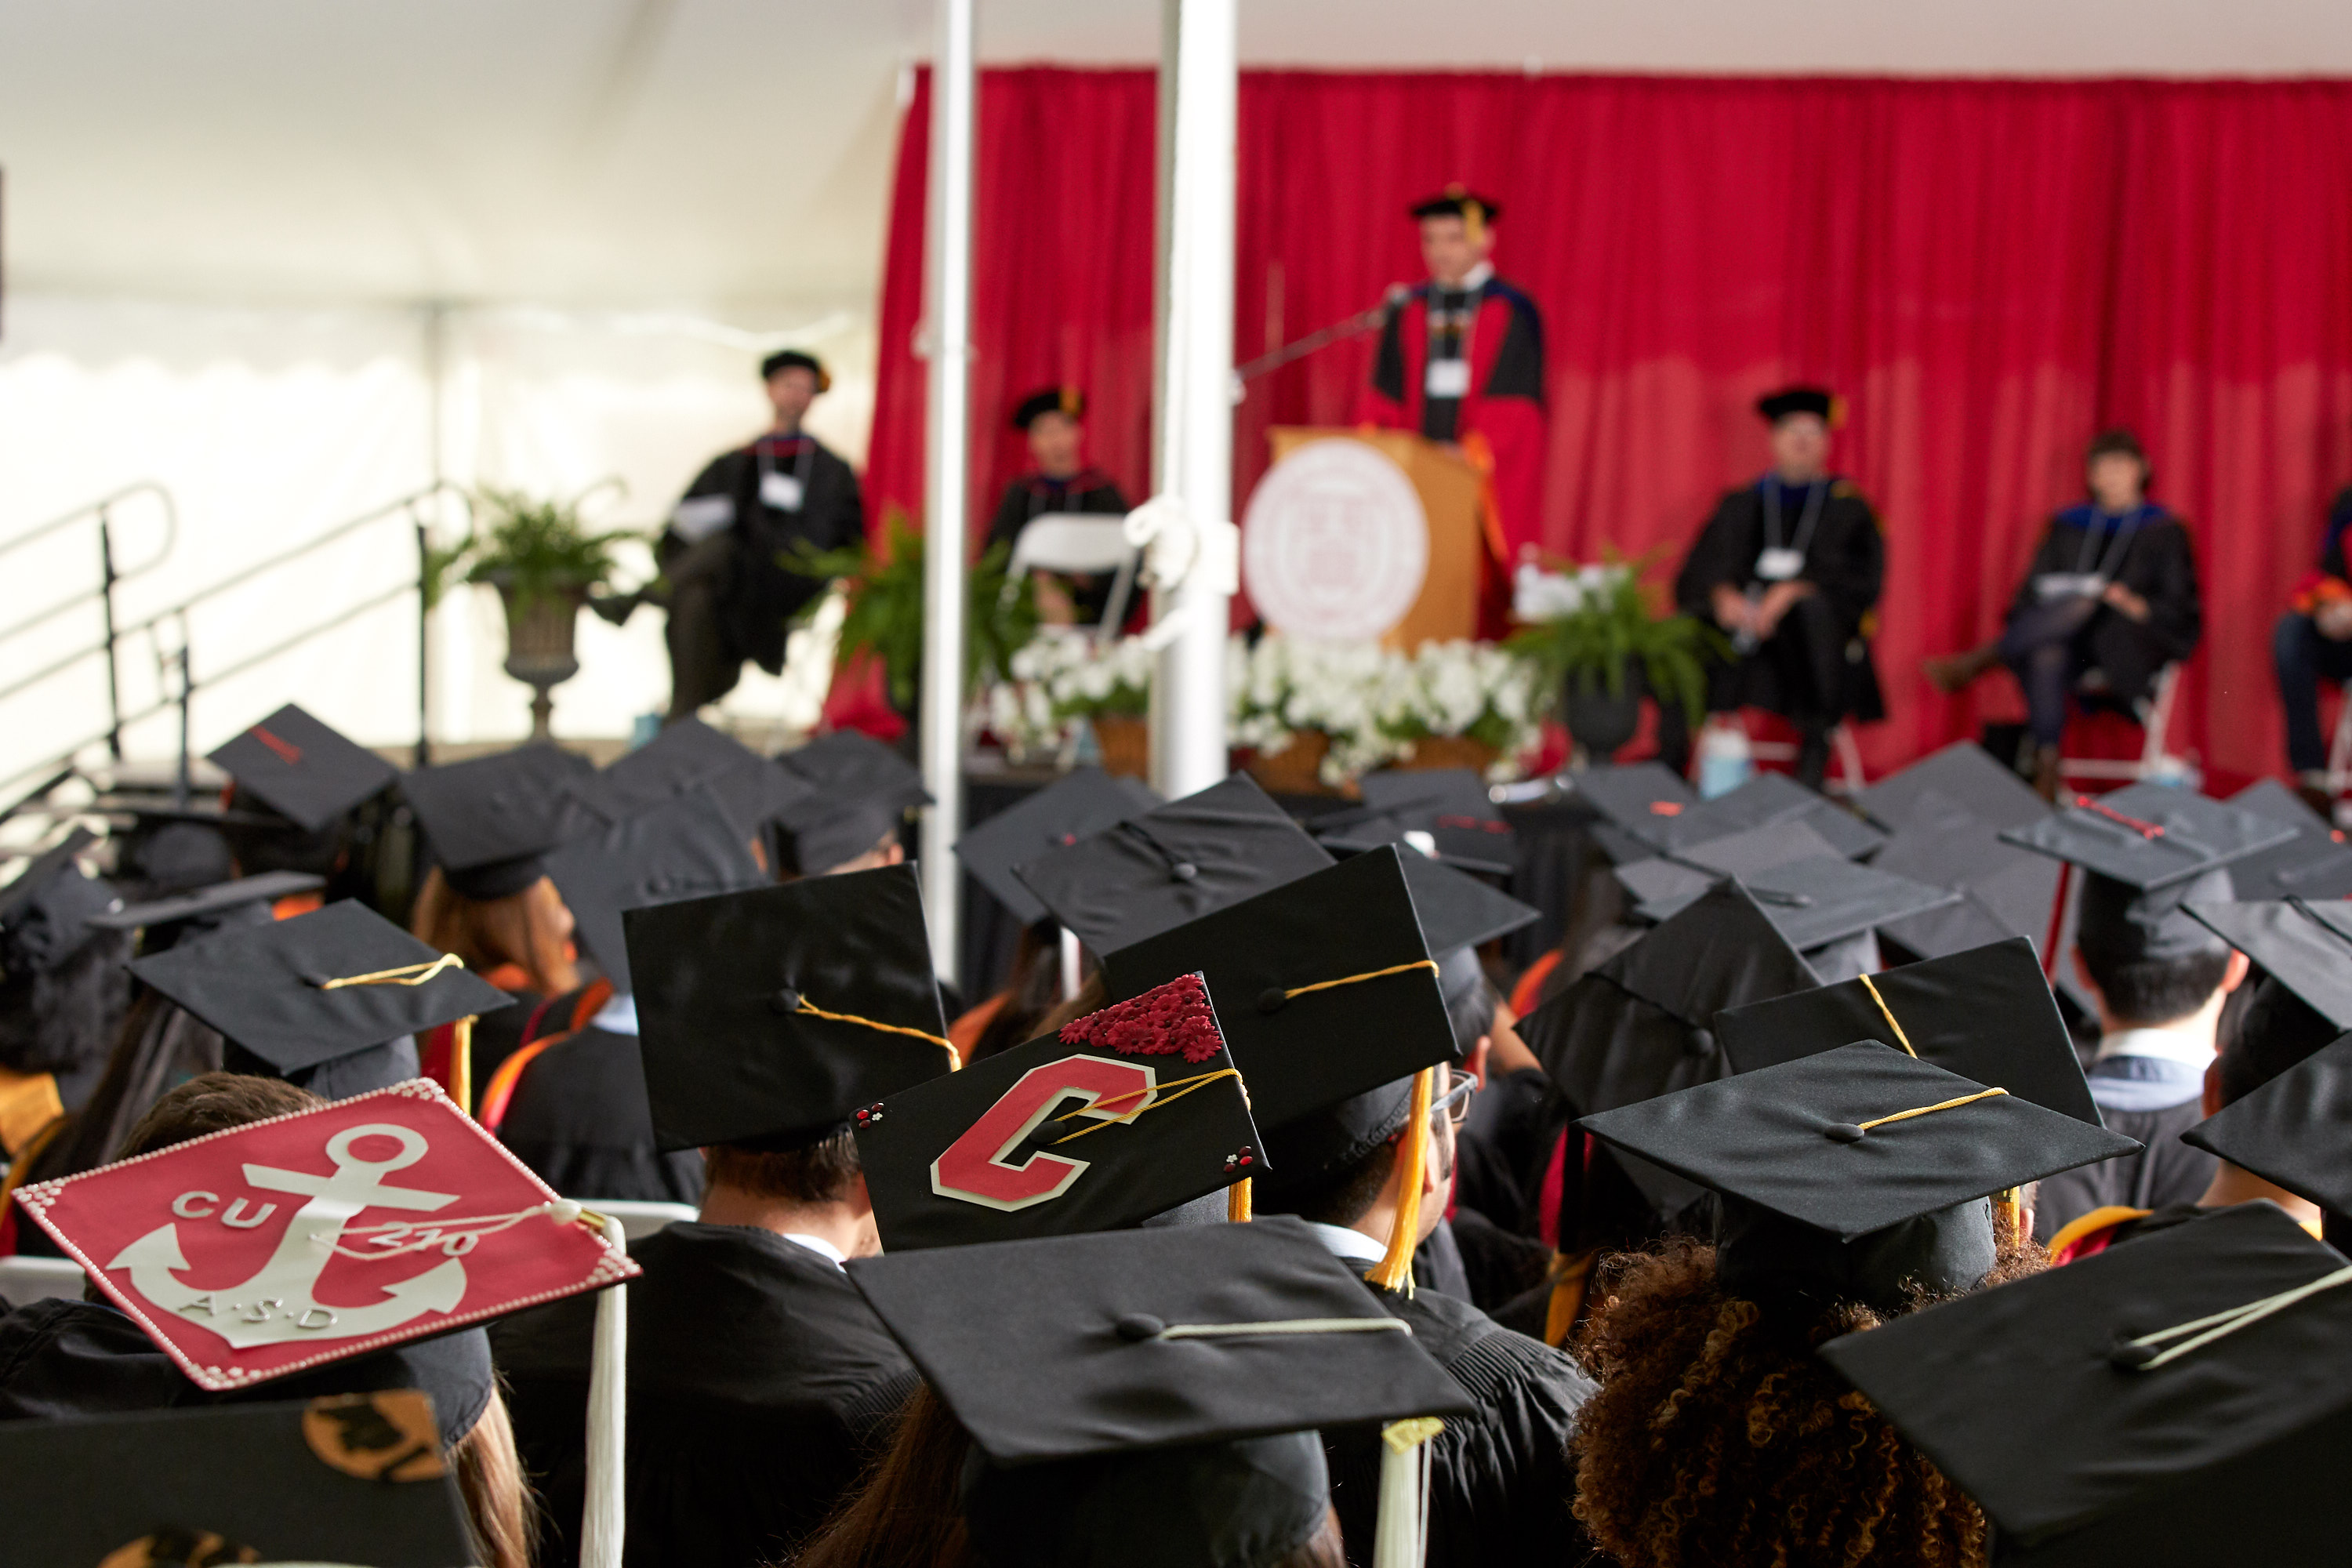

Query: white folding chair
[583,1200,698,1247]
[0,1255,87,1308]
[1005,516,1140,640]
[2060,662,2184,784]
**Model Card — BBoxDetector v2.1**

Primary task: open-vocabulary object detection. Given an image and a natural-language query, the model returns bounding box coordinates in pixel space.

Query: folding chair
[1004,516,1140,641]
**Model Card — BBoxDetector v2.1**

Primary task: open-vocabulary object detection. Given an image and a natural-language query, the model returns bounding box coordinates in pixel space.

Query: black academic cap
[1014,772,1334,956]
[1654,771,1886,861]
[1521,882,1820,1218]
[847,1216,1475,1466]
[956,767,1163,926]
[1581,1041,2135,1308]
[1875,885,2030,966]
[1717,937,2100,1125]
[1570,760,1700,850]
[0,829,118,975]
[126,900,510,1077]
[627,864,952,1152]
[1100,846,1456,1134]
[856,974,1260,1250]
[400,744,601,901]
[781,728,932,810]
[591,717,766,820]
[204,703,397,832]
[0,828,96,924]
[1612,817,1846,921]
[1408,185,1501,226]
[1853,739,2051,834]
[1867,786,2061,946]
[1340,767,1518,874]
[1819,1202,2352,1563]
[4,1396,474,1568]
[760,347,829,387]
[1399,849,1542,953]
[1011,386,1087,429]
[2000,782,2293,891]
[2221,777,2352,902]
[2183,897,2352,1031]
[85,870,320,934]
[1733,850,1964,953]
[541,785,766,993]
[2183,1031,2352,1213]
[1755,385,1837,424]
[772,730,934,876]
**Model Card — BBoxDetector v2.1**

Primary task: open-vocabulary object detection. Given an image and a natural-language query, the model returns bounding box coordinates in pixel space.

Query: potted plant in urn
[426,485,636,741]
[1229,636,1398,795]
[1504,552,1724,764]
[985,632,1155,776]
[1376,639,1543,778]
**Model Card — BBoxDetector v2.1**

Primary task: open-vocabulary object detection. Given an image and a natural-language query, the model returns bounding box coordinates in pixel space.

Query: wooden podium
[1265,427,1484,648]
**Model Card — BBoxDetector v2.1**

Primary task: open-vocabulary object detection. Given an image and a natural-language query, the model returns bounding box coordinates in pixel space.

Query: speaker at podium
[1242,429,1487,648]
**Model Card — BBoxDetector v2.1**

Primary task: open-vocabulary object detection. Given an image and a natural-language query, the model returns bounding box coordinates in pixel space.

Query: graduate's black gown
[2003,506,2202,709]
[666,433,865,678]
[1320,1283,1594,1568]
[984,468,1133,624]
[495,1223,920,1568]
[494,1025,702,1205]
[1675,477,1888,727]
[2033,1097,2218,1243]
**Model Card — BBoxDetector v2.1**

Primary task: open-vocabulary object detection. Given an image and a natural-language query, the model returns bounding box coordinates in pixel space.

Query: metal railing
[0,484,180,760]
[2,482,473,818]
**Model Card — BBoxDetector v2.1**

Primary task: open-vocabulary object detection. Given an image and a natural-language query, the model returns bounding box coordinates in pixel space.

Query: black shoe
[1795,733,1831,791]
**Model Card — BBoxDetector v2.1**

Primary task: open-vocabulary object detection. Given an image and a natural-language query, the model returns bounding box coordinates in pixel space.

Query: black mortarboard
[1012,386,1087,429]
[2221,777,2352,902]
[0,829,118,975]
[1333,768,1519,874]
[773,729,933,876]
[1014,772,1334,956]
[592,716,768,820]
[1521,882,1820,1218]
[0,829,96,925]
[2183,897,2352,1031]
[4,1397,474,1568]
[1398,849,1542,953]
[855,974,1259,1250]
[2183,1032,2352,1213]
[760,347,829,387]
[1612,818,1846,920]
[399,744,601,901]
[1853,739,2052,834]
[1631,844,1958,956]
[1581,1041,2135,1308]
[627,864,952,1152]
[1408,185,1501,226]
[1867,786,2062,947]
[1570,761,1700,850]
[1819,1202,2352,1563]
[127,900,510,1078]
[85,870,319,936]
[847,1217,1475,1465]
[1100,847,1456,1134]
[204,703,397,832]
[1717,937,2100,1125]
[1755,385,1837,424]
[1649,771,1886,861]
[956,766,1163,926]
[1876,885,2031,965]
[541,785,766,993]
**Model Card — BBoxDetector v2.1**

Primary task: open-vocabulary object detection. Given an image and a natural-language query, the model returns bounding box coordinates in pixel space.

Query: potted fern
[426,485,636,739]
[1504,553,1726,763]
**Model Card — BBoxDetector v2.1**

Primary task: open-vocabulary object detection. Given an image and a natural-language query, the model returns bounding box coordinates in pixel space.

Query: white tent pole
[1146,0,1238,799]
[919,0,975,984]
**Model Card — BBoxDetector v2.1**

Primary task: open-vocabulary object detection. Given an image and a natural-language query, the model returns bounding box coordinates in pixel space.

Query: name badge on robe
[1755,546,1806,583]
[670,495,735,543]
[2035,572,2104,601]
[1424,358,1472,398]
[760,470,806,512]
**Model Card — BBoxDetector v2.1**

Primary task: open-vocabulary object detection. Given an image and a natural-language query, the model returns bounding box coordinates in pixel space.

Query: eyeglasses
[1430,1073,1475,1131]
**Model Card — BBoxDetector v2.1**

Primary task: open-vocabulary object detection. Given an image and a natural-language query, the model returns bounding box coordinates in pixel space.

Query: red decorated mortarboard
[11,1080,637,1392]
[854,975,1261,1251]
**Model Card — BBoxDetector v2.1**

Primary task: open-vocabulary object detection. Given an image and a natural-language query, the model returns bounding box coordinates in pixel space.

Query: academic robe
[1321,1284,1592,1568]
[1356,277,1547,560]
[666,431,865,677]
[1675,477,1888,725]
[492,1023,703,1205]
[2004,504,2202,709]
[984,468,1134,624]
[2032,1096,2216,1245]
[495,1223,920,1568]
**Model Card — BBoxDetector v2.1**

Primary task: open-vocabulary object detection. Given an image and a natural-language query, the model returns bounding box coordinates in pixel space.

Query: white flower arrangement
[1374,639,1542,778]
[1229,635,1401,785]
[985,630,1155,762]
[1512,558,1635,622]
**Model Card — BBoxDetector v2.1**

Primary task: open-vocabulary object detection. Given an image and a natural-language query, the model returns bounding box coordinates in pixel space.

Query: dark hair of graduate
[703,1128,862,1206]
[966,920,1078,1065]
[408,864,582,1000]
[795,1383,977,1568]
[1568,1229,2045,1568]
[110,1070,539,1568]
[2077,946,2232,1027]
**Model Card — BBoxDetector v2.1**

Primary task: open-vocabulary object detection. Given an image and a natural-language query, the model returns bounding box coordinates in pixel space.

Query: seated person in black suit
[985,387,1131,627]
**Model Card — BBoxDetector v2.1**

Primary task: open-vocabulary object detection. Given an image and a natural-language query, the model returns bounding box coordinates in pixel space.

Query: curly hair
[1569,1230,2044,1568]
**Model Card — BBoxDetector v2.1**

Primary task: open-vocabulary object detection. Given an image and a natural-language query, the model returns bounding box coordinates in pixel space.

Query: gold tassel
[1227,1177,1253,1223]
[1366,1069,1435,1295]
[452,1015,475,1118]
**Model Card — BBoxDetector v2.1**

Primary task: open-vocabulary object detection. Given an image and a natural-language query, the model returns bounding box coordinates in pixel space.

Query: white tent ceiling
[2,0,2346,313]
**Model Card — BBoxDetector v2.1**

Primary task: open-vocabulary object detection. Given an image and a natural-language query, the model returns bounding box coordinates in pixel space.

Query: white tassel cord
[1372,1417,1443,1568]
[580,1214,630,1568]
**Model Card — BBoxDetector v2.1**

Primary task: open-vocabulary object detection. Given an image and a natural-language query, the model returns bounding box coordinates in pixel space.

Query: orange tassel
[1366,1069,1435,1294]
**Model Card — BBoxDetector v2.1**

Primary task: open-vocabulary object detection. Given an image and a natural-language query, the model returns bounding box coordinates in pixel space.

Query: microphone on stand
[1229,284,1413,405]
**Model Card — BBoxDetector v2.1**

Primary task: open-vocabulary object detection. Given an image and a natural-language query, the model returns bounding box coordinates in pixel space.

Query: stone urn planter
[496,579,588,742]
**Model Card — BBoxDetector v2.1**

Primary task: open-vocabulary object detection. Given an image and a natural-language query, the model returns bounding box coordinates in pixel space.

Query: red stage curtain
[867,70,2352,782]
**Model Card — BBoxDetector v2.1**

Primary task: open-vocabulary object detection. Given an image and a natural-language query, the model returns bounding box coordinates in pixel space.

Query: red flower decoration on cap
[1059,974,1225,1065]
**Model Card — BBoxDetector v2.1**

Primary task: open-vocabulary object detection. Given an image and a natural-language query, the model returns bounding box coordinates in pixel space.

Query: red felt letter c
[928,1054,1157,1212]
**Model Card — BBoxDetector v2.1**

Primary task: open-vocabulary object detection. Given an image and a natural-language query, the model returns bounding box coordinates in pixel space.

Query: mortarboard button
[1824,1122,1867,1143]
[1169,861,1198,882]
[1257,987,1288,1014]
[2108,1338,2163,1370]
[768,985,804,1014]
[1116,1312,1167,1341]
[1686,1026,1715,1058]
